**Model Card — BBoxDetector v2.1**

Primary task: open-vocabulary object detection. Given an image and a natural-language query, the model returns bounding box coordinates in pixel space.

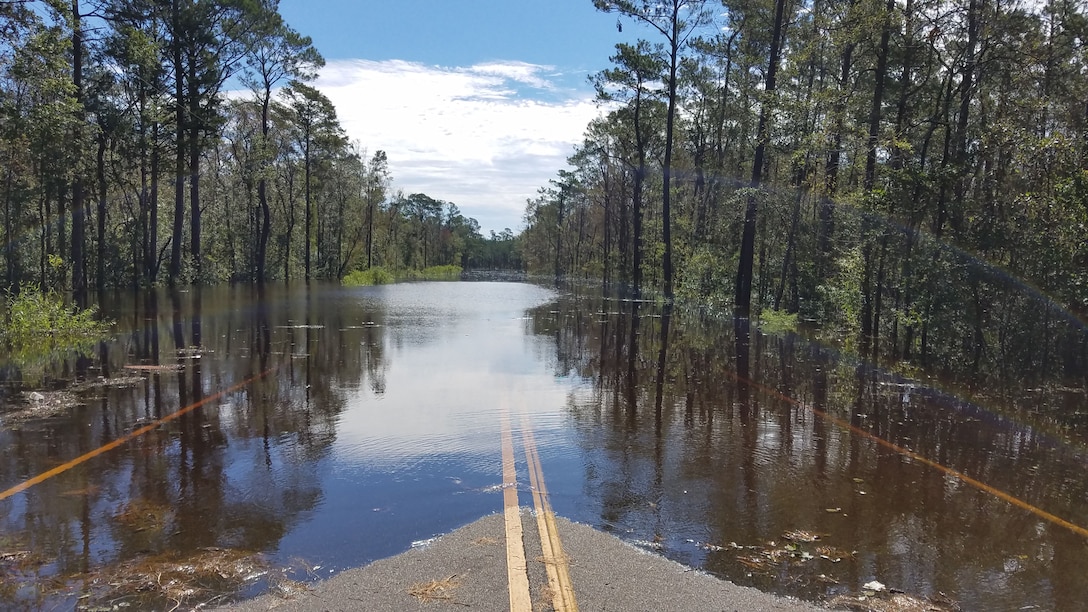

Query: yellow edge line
[522,415,578,612]
[500,412,532,612]
[0,367,276,502]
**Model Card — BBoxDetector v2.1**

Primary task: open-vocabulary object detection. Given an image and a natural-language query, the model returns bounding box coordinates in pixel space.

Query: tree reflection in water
[531,288,1088,610]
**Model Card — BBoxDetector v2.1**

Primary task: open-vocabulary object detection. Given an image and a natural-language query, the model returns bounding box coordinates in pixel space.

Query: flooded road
[1,281,1086,610]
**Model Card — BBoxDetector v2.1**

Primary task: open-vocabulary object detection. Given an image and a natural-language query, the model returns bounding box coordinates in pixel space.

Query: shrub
[758,309,799,334]
[418,265,462,281]
[2,286,110,341]
[1,286,112,371]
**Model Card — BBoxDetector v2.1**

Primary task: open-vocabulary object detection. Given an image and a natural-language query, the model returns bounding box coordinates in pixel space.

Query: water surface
[1,281,1086,610]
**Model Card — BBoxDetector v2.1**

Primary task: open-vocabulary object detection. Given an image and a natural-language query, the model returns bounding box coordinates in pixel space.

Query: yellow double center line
[500,409,578,612]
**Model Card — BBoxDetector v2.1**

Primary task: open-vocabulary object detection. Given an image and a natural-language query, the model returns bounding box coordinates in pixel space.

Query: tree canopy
[520,0,1088,382]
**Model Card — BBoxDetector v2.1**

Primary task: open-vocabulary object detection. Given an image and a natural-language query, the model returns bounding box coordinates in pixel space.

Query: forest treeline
[0,0,520,297]
[520,0,1088,381]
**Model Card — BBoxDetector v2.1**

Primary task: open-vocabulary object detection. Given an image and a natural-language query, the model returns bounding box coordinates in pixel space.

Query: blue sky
[275,0,635,235]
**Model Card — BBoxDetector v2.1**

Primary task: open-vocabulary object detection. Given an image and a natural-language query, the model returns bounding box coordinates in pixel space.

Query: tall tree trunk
[304,135,312,279]
[96,132,107,289]
[661,13,680,301]
[149,125,160,283]
[554,196,565,285]
[256,83,272,284]
[3,162,14,287]
[71,0,87,304]
[139,94,150,286]
[820,3,857,269]
[189,66,202,282]
[169,0,185,284]
[951,0,982,239]
[735,0,787,318]
[865,0,893,191]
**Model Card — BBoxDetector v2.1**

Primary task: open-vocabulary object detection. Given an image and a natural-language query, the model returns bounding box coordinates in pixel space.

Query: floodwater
[1,281,1086,610]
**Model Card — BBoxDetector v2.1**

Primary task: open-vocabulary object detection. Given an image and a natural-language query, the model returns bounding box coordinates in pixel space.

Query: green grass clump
[342,267,395,286]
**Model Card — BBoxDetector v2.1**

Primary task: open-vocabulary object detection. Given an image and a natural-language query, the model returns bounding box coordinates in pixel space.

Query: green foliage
[2,286,109,338]
[676,246,735,309]
[1,286,112,369]
[342,267,395,286]
[342,265,462,286]
[758,309,798,335]
[817,247,863,335]
[402,265,463,281]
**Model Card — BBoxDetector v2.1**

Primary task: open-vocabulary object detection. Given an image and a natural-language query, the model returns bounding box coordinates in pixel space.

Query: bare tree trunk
[96,132,107,288]
[736,0,787,318]
[71,0,87,304]
[169,0,185,284]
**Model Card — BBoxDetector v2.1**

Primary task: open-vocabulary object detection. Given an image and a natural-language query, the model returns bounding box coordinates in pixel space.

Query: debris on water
[816,546,854,563]
[829,590,961,612]
[864,580,887,592]
[734,530,854,576]
[411,537,439,549]
[1,390,81,424]
[632,539,664,551]
[123,363,184,372]
[782,529,822,543]
[268,575,313,600]
[58,547,269,609]
[114,498,172,534]
[77,375,145,389]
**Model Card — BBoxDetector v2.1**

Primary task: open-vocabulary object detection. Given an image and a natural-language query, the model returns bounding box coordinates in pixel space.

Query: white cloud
[313,59,602,234]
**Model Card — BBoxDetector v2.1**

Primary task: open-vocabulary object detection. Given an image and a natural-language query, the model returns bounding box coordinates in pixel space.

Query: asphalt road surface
[221,510,824,611]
